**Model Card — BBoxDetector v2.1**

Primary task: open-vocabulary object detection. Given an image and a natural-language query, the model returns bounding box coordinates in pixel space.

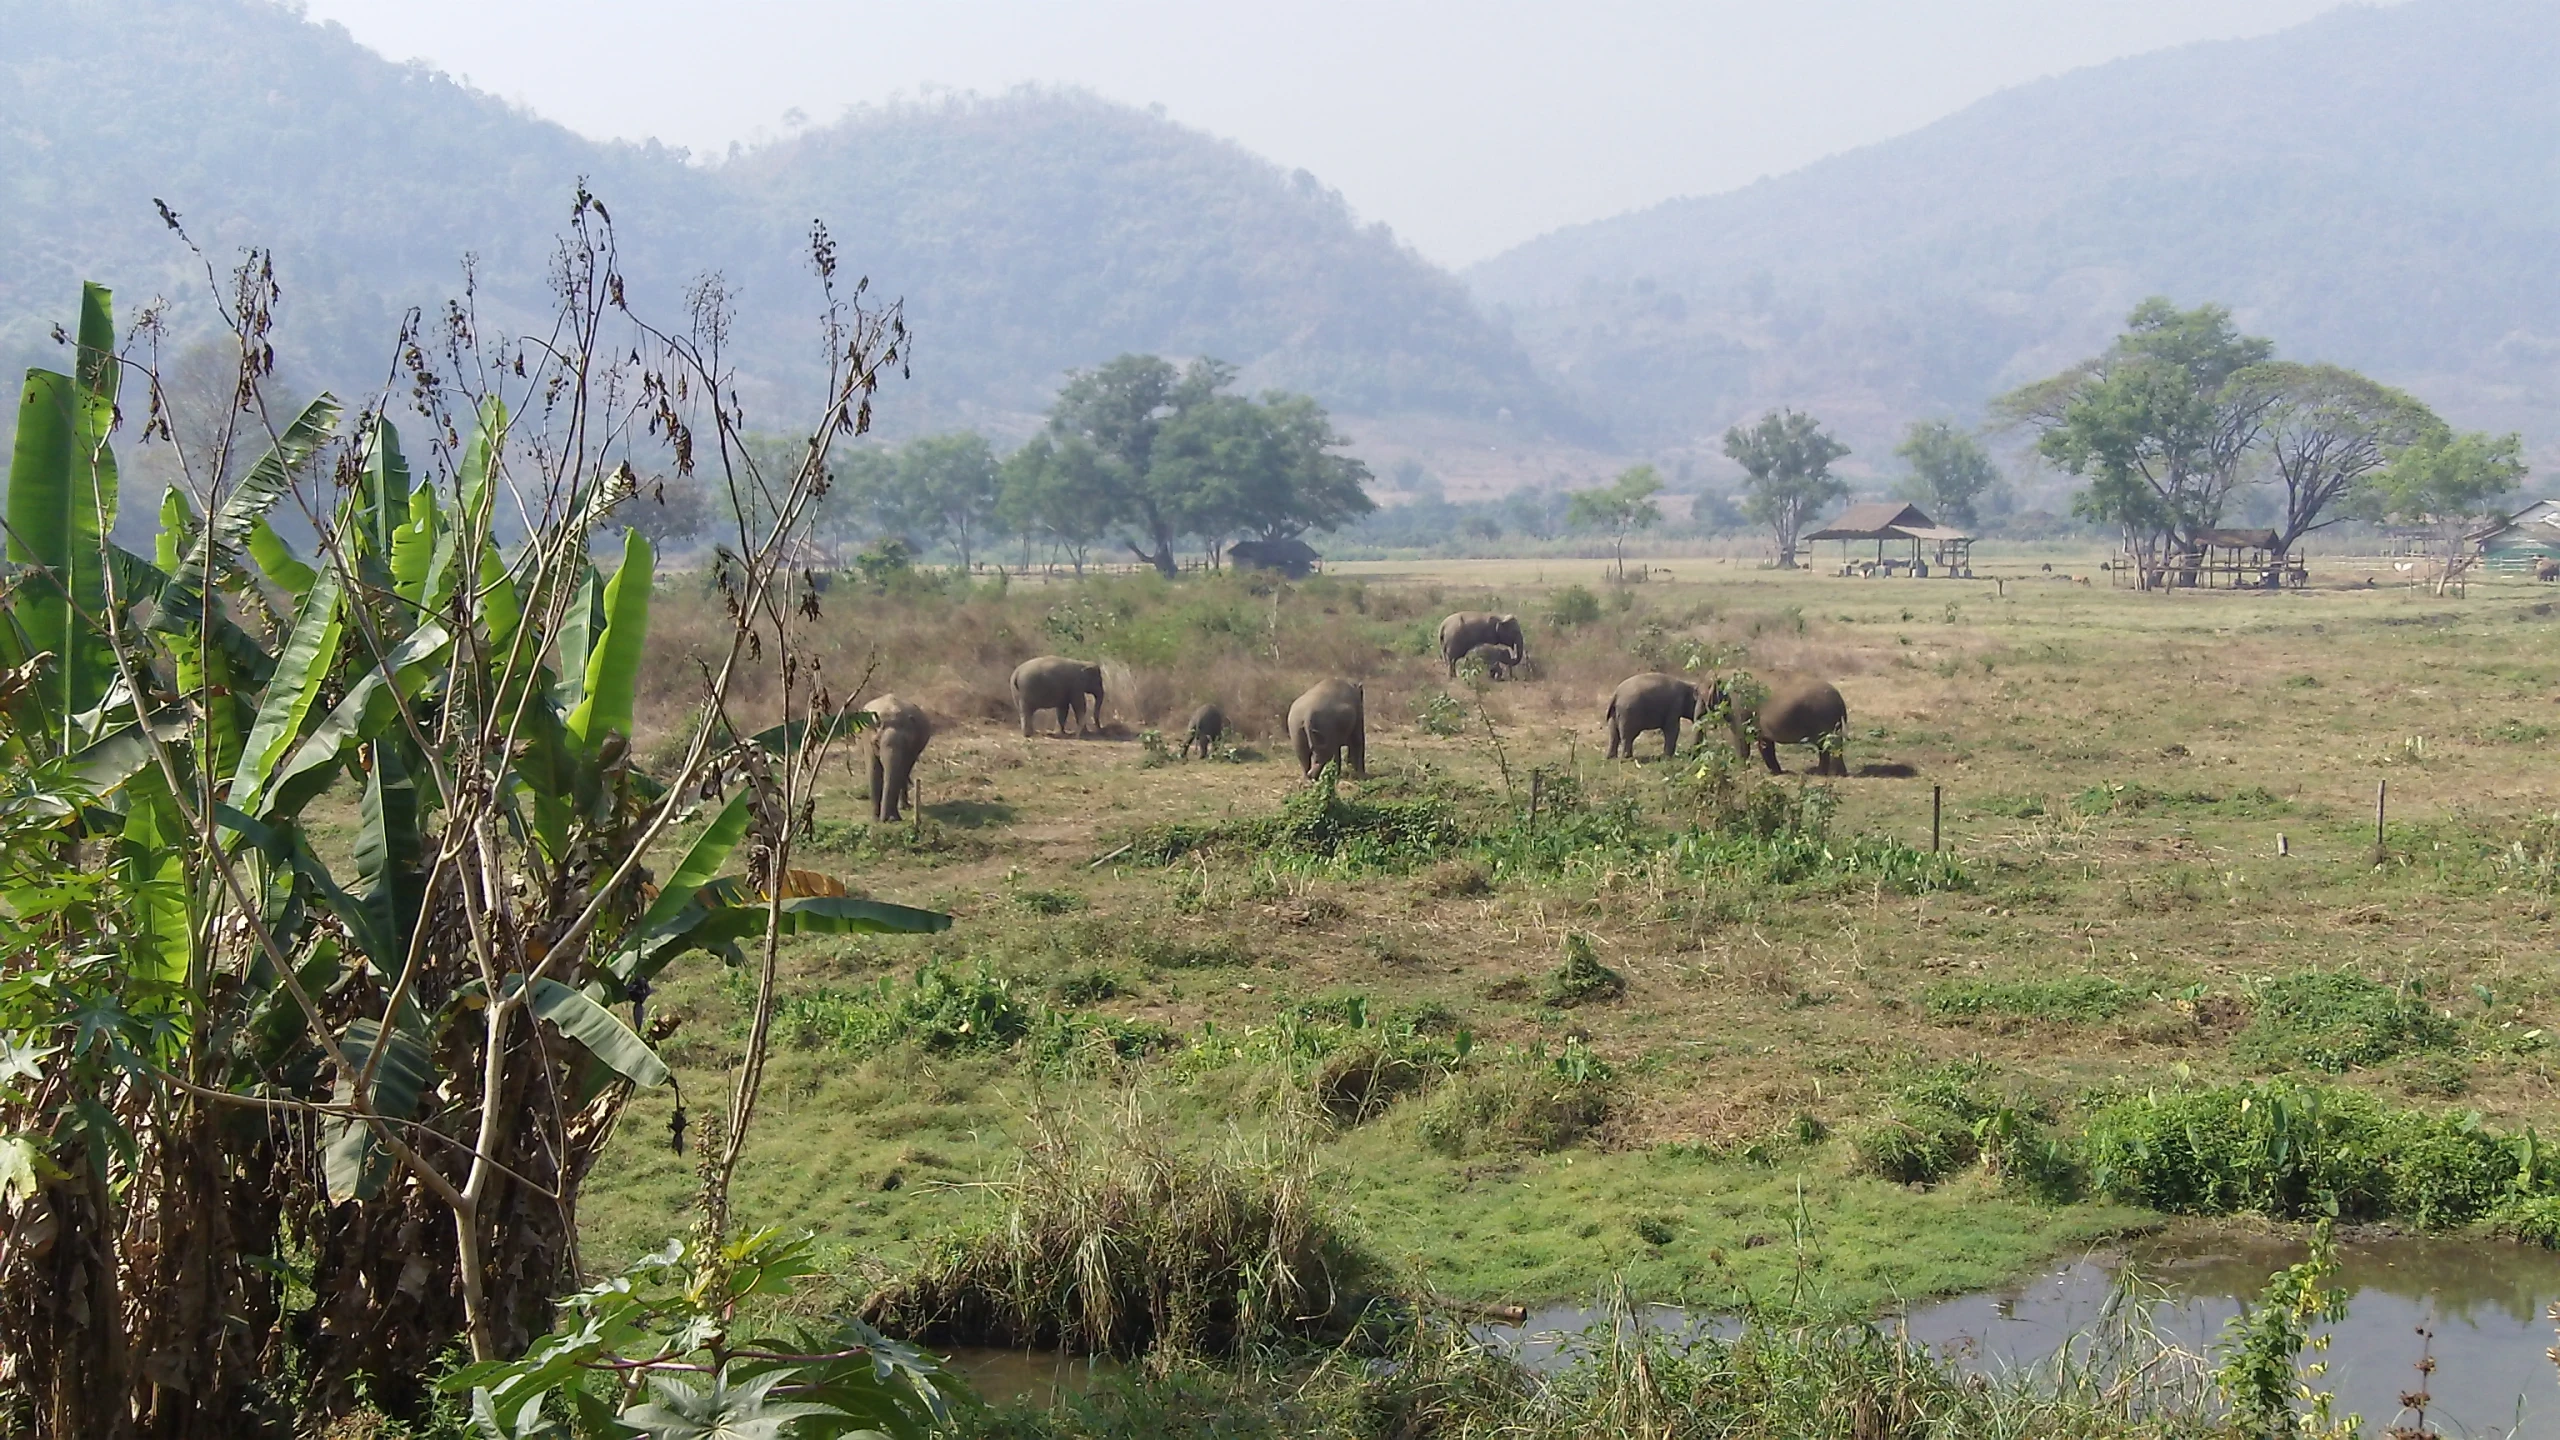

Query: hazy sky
[300,0,2371,267]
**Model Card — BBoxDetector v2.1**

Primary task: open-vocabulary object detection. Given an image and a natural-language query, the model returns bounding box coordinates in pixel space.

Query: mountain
[0,0,1560,449]
[1467,0,2560,468]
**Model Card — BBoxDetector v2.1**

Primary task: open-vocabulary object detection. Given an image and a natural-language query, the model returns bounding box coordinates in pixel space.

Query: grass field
[585,550,2560,1323]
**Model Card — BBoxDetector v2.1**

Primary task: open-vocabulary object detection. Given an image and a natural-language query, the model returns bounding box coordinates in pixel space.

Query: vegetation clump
[2230,971,2463,1073]
[1544,934,1626,1008]
[1414,1042,1613,1157]
[778,964,1170,1067]
[860,1108,1375,1356]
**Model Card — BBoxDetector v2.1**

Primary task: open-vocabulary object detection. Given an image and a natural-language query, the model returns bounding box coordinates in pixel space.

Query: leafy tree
[2226,362,2441,561]
[890,431,1003,573]
[611,470,714,552]
[1997,299,2277,585]
[1044,354,1226,575]
[997,433,1111,574]
[1723,409,1848,569]
[1892,421,1999,529]
[2354,429,2528,595]
[1565,464,1665,579]
[1038,354,1371,574]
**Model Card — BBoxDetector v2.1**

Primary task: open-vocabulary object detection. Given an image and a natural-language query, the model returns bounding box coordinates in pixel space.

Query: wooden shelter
[1805,501,1975,577]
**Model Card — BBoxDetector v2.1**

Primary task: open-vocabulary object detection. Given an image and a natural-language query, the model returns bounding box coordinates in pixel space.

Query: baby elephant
[1605,672,1703,760]
[1287,678,1366,779]
[1011,655,1105,737]
[1179,703,1226,759]
[1464,643,1522,680]
[862,694,932,821]
[1707,671,1848,776]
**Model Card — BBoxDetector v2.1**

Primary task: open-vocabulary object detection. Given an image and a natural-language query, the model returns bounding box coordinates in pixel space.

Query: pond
[1482,1232,2560,1439]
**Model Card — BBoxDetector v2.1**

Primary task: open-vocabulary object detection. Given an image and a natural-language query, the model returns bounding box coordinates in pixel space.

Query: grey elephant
[1011,655,1105,736]
[1463,642,1522,680]
[1707,670,1848,776]
[863,694,932,821]
[1287,678,1367,779]
[2537,557,2560,583]
[1604,672,1702,760]
[1438,612,1526,678]
[1179,703,1226,759]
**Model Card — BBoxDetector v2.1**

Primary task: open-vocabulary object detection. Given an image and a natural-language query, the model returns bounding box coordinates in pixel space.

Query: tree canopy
[1724,409,1848,570]
[1565,465,1665,579]
[1892,421,2000,529]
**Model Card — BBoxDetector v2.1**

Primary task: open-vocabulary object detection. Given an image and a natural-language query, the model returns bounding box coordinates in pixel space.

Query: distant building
[2473,500,2560,574]
[1227,537,1322,577]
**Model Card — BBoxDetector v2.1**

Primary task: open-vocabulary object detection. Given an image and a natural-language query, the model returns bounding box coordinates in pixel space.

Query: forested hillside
[1468,0,2560,461]
[0,0,1557,442]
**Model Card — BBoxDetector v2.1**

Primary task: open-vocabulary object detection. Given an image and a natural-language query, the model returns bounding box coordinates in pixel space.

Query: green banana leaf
[390,480,440,610]
[3,285,121,750]
[350,741,424,974]
[260,622,450,821]
[523,977,670,1088]
[119,791,192,991]
[228,562,346,814]
[608,794,750,982]
[564,529,652,749]
[322,1015,435,1203]
[153,393,339,633]
[244,515,317,599]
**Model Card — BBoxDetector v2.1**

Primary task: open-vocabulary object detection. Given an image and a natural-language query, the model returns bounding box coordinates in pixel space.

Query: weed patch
[1921,977,2136,1024]
[1544,934,1625,1008]
[2230,971,2463,1073]
[1415,1042,1614,1157]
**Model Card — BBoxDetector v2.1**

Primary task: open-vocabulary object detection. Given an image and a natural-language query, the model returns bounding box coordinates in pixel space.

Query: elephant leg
[1017,699,1034,737]
[1294,728,1314,778]
[1661,722,1680,761]
[1758,739,1783,774]
[870,752,888,821]
[1053,704,1070,737]
[1350,732,1367,779]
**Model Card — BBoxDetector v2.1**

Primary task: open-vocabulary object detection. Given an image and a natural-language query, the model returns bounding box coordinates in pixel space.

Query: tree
[893,431,1002,573]
[1996,299,2277,586]
[1045,354,1226,575]
[998,433,1111,574]
[1566,464,1665,579]
[2226,362,2440,562]
[1723,409,1848,569]
[2355,429,2528,595]
[1040,354,1372,574]
[611,470,713,552]
[1892,420,1999,529]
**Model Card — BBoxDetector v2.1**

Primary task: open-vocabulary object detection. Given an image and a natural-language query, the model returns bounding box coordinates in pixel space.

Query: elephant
[1011,655,1105,736]
[1438,612,1526,678]
[1707,670,1848,776]
[1464,643,1522,680]
[1180,703,1226,759]
[1287,678,1367,779]
[2537,557,2560,583]
[1604,672,1702,760]
[862,694,932,821]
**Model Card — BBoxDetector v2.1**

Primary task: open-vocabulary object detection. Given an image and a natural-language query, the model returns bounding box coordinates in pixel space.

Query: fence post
[1529,769,1544,827]
[2374,779,2387,863]
[1931,784,1942,853]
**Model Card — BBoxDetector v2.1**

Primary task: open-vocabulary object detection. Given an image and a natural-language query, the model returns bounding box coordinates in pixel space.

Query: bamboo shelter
[1806,502,1975,577]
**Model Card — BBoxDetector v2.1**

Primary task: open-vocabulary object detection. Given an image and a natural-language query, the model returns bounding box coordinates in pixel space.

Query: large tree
[2226,362,2440,563]
[997,433,1111,574]
[891,431,1003,573]
[1036,354,1371,574]
[1892,420,1999,529]
[1566,464,1665,579]
[1996,299,2277,586]
[2355,429,2529,596]
[1724,409,1848,569]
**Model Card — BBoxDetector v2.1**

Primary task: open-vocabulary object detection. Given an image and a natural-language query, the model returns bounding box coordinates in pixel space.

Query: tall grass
[860,1103,1376,1357]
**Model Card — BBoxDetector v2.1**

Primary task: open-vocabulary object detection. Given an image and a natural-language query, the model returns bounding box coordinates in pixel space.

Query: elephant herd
[855,611,1854,820]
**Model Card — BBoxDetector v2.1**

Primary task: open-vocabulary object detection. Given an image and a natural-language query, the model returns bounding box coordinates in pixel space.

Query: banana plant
[0,257,932,1436]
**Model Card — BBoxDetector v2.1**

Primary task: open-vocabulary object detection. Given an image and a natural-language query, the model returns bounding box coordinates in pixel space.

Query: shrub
[1415,1044,1612,1156]
[1013,888,1085,915]
[1417,690,1468,737]
[2491,1194,2560,1247]
[860,1108,1374,1356]
[2231,971,2462,1073]
[2081,1082,2403,1219]
[1544,934,1626,1008]
[1545,584,1603,628]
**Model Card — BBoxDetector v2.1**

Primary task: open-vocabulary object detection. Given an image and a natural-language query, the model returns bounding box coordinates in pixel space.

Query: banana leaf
[322,1015,435,1203]
[564,529,652,749]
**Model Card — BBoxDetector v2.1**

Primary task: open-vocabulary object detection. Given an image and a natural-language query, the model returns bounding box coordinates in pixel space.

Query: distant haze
[298,0,2367,265]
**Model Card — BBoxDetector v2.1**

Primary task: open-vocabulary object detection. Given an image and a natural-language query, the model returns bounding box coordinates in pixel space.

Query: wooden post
[2277,833,2289,857]
[1931,784,1943,853]
[2374,779,2387,863]
[1529,769,1544,826]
